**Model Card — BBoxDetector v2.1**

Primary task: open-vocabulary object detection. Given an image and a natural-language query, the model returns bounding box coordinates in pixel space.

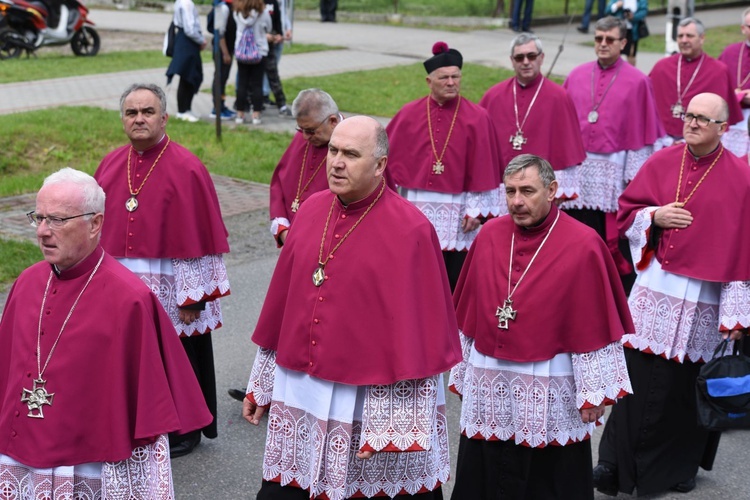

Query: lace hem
[456,347,602,448]
[448,331,474,396]
[624,206,658,270]
[721,127,750,158]
[118,257,225,336]
[262,368,449,500]
[402,188,501,251]
[719,281,750,330]
[0,435,173,500]
[624,145,654,183]
[572,341,632,408]
[247,347,276,407]
[554,165,580,201]
[102,435,174,499]
[172,254,230,306]
[626,261,722,363]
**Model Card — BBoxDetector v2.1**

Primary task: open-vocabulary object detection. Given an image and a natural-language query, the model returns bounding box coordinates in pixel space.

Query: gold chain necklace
[125,136,171,212]
[21,251,105,418]
[495,210,559,329]
[426,96,461,174]
[291,143,327,213]
[312,179,386,286]
[674,144,723,207]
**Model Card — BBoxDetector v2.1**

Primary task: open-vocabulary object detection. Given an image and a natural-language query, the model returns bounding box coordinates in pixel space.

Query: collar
[52,245,105,280]
[134,134,168,156]
[515,203,558,236]
[686,143,723,164]
[515,72,543,90]
[335,178,386,213]
[429,94,460,109]
[597,57,623,71]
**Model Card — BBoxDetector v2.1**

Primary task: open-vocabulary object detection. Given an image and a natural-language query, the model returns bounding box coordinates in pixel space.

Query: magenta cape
[719,42,750,108]
[618,143,750,282]
[480,74,586,171]
[564,58,664,152]
[0,247,212,468]
[95,136,230,259]
[385,95,501,193]
[251,186,462,385]
[270,132,331,224]
[649,54,743,137]
[453,204,634,362]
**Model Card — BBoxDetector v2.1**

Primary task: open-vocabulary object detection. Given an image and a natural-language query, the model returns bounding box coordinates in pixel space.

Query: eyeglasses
[594,35,623,45]
[680,113,726,127]
[27,211,95,229]
[295,116,330,135]
[512,52,541,62]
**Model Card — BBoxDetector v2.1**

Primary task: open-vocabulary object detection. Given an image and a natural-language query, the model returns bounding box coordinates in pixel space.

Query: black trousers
[257,480,444,499]
[598,348,721,495]
[451,435,593,499]
[320,0,337,21]
[264,42,287,108]
[176,78,196,113]
[236,58,267,113]
[172,332,218,441]
[442,250,467,293]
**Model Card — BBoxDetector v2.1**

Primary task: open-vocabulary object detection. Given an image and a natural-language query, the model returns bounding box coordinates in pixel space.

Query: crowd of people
[0,6,749,500]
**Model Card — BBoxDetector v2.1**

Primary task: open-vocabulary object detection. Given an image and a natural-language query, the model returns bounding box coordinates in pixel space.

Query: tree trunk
[492,0,506,18]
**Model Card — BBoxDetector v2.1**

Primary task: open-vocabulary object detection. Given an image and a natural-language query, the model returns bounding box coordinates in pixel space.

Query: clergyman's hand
[356,450,374,460]
[653,202,693,229]
[243,397,266,425]
[178,309,201,325]
[722,329,745,341]
[580,403,605,424]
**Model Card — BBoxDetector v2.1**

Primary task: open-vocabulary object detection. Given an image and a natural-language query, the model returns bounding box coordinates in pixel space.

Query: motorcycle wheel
[0,28,23,60]
[71,26,100,56]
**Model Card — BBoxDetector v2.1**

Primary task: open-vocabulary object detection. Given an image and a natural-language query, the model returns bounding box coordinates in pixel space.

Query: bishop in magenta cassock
[243,116,461,500]
[270,88,343,246]
[0,168,211,499]
[480,33,585,208]
[717,7,750,158]
[386,42,501,290]
[563,16,665,292]
[649,18,743,144]
[594,92,750,496]
[95,83,230,458]
[449,154,633,499]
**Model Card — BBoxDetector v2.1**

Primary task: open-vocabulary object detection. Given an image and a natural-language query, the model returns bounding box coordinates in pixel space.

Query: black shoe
[592,463,619,497]
[170,432,201,459]
[228,388,247,402]
[670,477,696,493]
[577,26,588,34]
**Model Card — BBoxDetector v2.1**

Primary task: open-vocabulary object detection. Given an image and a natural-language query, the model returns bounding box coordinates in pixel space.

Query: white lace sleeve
[102,434,174,499]
[270,217,291,237]
[624,206,659,270]
[719,281,750,331]
[465,189,501,219]
[572,342,632,409]
[246,347,277,407]
[554,164,580,202]
[171,254,230,306]
[360,376,440,452]
[448,331,473,397]
[624,145,654,183]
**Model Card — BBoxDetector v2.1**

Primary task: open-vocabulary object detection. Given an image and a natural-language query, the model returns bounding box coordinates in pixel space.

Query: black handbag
[637,20,650,39]
[696,337,750,431]
[163,21,177,58]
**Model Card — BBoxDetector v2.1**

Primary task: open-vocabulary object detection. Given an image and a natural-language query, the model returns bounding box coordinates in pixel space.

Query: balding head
[327,116,388,204]
[683,93,729,155]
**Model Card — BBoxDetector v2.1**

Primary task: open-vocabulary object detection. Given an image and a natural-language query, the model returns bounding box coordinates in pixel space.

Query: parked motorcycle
[0,0,99,59]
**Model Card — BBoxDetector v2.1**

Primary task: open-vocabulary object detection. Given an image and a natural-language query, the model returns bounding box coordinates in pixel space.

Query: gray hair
[42,167,106,214]
[678,17,705,35]
[119,83,168,118]
[510,33,543,54]
[292,89,339,122]
[373,121,389,159]
[595,16,627,39]
[503,154,556,188]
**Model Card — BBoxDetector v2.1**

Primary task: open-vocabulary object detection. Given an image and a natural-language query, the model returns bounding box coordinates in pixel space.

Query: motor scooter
[0,0,99,59]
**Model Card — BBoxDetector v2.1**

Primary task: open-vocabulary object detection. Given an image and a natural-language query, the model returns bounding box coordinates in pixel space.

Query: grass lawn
[288,0,731,17]
[0,43,337,85]
[637,24,743,57]
[0,239,43,288]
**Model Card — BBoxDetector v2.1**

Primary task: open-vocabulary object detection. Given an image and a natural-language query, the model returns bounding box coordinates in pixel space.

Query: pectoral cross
[21,378,54,418]
[291,198,300,212]
[125,196,139,212]
[495,299,517,330]
[509,132,526,151]
[432,161,445,174]
[671,103,684,118]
